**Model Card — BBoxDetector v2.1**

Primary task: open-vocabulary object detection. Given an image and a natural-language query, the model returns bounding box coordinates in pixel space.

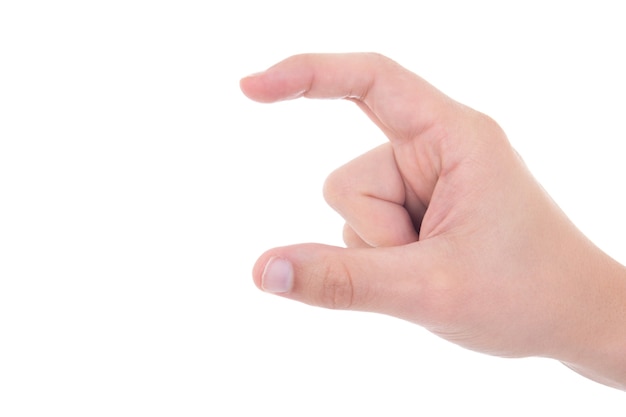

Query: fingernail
[261,257,294,293]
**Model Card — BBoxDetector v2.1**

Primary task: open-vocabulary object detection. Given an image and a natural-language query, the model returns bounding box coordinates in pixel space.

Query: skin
[240,53,626,390]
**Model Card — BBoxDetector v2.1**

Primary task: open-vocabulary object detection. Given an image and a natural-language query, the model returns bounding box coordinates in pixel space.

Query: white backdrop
[1,1,625,415]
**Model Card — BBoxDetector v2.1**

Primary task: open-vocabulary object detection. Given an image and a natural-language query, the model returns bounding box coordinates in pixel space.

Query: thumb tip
[252,243,367,310]
[251,244,328,295]
[259,256,294,294]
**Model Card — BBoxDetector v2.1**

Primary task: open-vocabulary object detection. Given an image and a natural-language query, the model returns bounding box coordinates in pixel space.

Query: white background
[1,1,625,415]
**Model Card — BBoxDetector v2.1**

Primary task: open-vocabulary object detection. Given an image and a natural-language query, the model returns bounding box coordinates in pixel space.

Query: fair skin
[240,53,626,391]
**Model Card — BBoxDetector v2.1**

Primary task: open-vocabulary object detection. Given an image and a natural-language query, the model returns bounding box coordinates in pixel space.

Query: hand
[240,53,626,390]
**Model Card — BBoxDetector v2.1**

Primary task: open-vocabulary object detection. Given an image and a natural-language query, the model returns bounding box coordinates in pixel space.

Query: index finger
[240,53,451,143]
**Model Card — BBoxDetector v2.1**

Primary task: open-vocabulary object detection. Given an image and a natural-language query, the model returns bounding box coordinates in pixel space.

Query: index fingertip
[239,71,281,103]
[239,72,260,96]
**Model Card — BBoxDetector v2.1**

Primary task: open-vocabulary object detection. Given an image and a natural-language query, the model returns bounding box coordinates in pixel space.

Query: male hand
[240,53,626,389]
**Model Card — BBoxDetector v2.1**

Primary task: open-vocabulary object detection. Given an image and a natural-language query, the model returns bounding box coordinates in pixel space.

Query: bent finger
[324,144,421,247]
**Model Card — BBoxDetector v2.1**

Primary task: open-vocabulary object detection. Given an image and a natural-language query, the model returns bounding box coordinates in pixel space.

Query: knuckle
[473,111,508,146]
[363,51,386,62]
[322,167,353,209]
[316,260,354,310]
[363,52,393,66]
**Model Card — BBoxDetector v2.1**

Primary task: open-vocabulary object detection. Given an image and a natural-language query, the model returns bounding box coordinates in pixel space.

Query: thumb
[252,242,442,318]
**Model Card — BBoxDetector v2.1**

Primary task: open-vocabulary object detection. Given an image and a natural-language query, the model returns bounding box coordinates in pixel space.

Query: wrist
[556,247,626,390]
